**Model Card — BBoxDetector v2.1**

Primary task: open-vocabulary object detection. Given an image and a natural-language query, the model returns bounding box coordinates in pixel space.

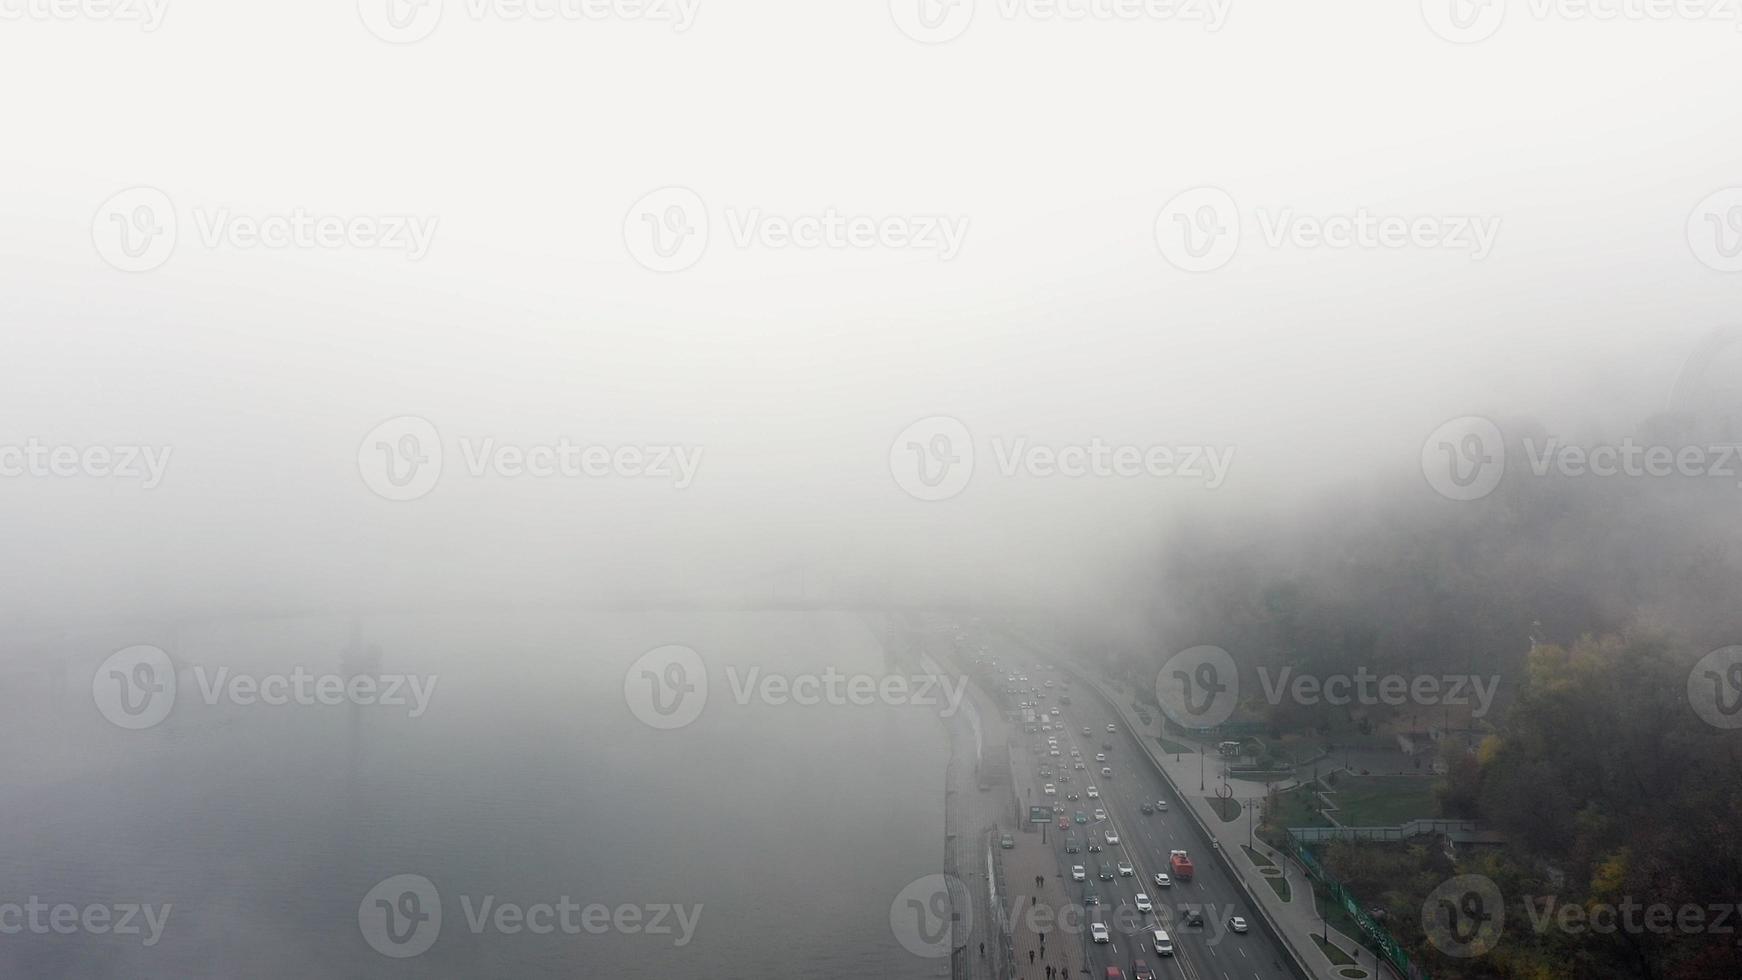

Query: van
[1151,928,1173,956]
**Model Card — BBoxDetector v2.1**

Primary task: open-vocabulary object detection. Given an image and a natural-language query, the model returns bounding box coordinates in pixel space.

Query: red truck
[1168,849,1194,881]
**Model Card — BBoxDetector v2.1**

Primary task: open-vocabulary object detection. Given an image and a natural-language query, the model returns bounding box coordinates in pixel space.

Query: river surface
[0,611,952,979]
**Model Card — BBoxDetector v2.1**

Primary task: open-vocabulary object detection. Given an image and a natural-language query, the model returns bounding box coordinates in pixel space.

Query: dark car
[1132,960,1155,980]
[1000,834,1014,849]
[1140,802,1154,814]
[1183,908,1204,927]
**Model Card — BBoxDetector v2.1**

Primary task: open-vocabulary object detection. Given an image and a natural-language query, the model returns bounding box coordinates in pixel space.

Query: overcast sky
[1,0,1738,622]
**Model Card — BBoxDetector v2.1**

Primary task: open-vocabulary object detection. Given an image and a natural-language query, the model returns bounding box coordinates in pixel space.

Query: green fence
[1284,829,1429,980]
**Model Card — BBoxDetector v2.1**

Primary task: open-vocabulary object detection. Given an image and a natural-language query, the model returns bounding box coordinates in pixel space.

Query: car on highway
[1072,865,1086,882]
[1134,893,1151,912]
[1082,726,1092,735]
[1086,786,1100,799]
[1044,783,1056,795]
[1093,808,1107,821]
[1151,928,1173,956]
[1000,834,1014,849]
[1098,864,1113,881]
[1058,817,1070,830]
[1084,889,1100,906]
[1118,861,1134,877]
[1107,968,1127,980]
[1074,810,1088,824]
[1074,761,1086,770]
[1152,873,1171,888]
[1050,747,1061,756]
[1183,908,1204,927]
[1088,838,1102,852]
[1066,791,1080,800]
[1096,753,1106,762]
[1155,800,1168,811]
[1140,802,1153,814]
[1101,767,1113,777]
[1090,922,1110,944]
[1107,724,1117,732]
[1132,959,1155,980]
[1229,916,1249,934]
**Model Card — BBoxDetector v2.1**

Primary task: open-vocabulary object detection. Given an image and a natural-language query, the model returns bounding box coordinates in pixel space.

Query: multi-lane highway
[1003,663,1299,980]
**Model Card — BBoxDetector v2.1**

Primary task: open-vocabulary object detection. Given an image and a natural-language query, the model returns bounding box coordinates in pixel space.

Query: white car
[1096,753,1107,762]
[1082,726,1092,735]
[1153,873,1172,888]
[1043,783,1056,795]
[1134,893,1152,913]
[1118,862,1135,877]
[1101,767,1113,777]
[1092,808,1107,821]
[1090,922,1110,944]
[1050,748,1061,757]
[1156,800,1169,811]
[1107,724,1117,732]
[1152,928,1174,956]
[1105,830,1120,845]
[1072,865,1087,882]
[1229,916,1249,934]
[1087,786,1100,799]
[1074,761,1086,770]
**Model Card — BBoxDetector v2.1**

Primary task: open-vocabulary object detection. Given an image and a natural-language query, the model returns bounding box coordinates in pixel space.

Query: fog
[4,3,1742,978]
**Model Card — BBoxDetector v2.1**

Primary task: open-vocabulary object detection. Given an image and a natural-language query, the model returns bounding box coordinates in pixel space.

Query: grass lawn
[1265,874,1292,900]
[1326,774,1438,826]
[1313,934,1356,966]
[1242,844,1275,868]
[1269,784,1332,829]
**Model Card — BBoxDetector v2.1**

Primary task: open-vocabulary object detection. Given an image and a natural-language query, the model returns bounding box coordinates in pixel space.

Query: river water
[0,610,953,979]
